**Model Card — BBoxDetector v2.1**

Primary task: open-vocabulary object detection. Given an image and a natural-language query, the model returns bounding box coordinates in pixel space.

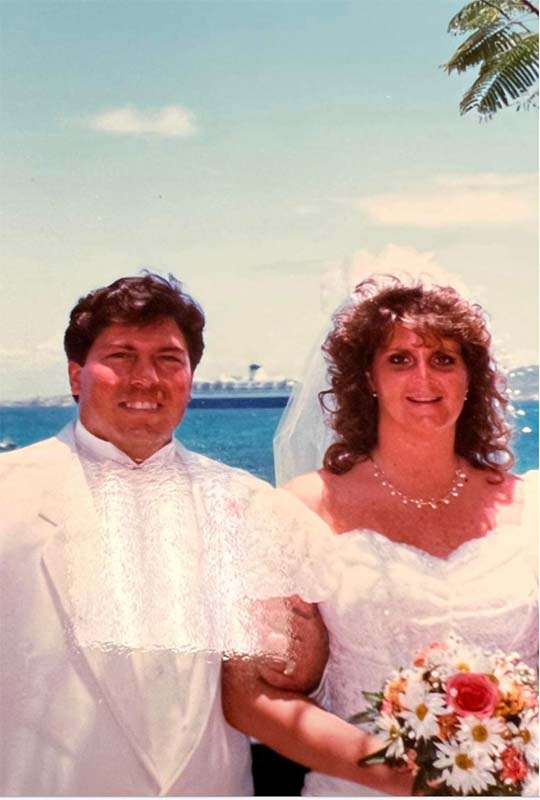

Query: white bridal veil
[273,317,337,487]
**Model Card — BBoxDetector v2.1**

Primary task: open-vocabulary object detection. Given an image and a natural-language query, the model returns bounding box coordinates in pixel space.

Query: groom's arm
[255,595,329,693]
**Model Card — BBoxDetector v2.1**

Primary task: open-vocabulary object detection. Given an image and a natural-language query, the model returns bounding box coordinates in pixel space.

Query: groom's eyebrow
[101,342,187,352]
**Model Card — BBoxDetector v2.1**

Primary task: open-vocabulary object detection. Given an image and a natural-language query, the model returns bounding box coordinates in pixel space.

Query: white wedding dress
[303,471,538,797]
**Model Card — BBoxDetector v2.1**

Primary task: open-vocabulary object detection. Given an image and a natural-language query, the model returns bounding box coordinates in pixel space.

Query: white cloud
[319,244,474,313]
[0,347,28,365]
[434,173,536,189]
[0,336,63,370]
[85,105,197,138]
[349,173,537,228]
[36,332,64,354]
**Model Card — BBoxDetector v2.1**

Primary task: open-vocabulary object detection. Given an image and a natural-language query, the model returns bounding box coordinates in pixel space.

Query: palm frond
[516,87,539,109]
[459,32,539,115]
[444,22,522,73]
[448,0,535,32]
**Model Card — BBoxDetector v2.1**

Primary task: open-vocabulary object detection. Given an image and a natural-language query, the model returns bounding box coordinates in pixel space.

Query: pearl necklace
[369,458,468,510]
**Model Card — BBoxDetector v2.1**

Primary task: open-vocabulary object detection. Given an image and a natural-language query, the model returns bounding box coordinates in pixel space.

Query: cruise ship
[190,364,294,408]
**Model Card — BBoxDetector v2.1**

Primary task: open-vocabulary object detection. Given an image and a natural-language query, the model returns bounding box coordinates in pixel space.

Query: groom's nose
[129,356,160,387]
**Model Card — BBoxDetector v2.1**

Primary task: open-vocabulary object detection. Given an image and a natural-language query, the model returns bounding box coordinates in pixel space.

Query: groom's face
[68,316,193,462]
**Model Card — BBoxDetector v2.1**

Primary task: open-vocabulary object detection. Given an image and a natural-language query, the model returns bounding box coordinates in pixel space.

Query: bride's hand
[358,761,415,796]
[255,595,329,692]
[356,735,416,796]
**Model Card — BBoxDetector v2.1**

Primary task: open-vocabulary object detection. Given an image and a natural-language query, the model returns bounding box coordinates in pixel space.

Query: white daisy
[446,638,491,675]
[422,643,451,669]
[457,715,506,756]
[491,660,520,695]
[508,709,539,767]
[434,740,497,794]
[399,684,447,740]
[377,713,405,760]
[490,652,534,695]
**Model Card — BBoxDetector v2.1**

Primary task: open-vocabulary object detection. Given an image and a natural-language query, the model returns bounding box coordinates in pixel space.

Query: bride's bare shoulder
[476,468,532,502]
[465,467,536,531]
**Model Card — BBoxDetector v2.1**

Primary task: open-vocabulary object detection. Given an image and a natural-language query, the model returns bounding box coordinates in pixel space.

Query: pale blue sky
[1,0,537,399]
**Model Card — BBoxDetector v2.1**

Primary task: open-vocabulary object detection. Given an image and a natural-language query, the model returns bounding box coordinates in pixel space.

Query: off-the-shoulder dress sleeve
[191,465,345,656]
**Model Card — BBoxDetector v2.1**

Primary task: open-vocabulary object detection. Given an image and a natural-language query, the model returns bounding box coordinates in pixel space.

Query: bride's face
[368,323,469,436]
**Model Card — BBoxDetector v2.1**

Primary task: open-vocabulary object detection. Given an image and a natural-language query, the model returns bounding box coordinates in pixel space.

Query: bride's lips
[406,396,442,404]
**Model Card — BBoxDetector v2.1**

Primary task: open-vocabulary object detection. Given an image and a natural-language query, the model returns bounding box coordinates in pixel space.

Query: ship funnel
[248,363,261,381]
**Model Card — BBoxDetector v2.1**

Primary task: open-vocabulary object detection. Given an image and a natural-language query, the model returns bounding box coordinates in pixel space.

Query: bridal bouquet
[352,637,538,796]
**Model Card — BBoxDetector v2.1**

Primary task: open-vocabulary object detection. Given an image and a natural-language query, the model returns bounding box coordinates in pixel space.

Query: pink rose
[445,673,500,719]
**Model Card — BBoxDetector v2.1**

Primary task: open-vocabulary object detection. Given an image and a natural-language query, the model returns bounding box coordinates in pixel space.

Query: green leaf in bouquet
[412,770,430,795]
[361,690,384,706]
[348,709,379,726]
[415,739,441,767]
[357,746,389,767]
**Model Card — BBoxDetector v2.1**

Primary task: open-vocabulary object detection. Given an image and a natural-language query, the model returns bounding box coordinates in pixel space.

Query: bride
[223,275,538,795]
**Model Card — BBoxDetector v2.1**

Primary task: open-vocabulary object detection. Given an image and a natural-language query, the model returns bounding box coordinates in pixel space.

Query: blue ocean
[0,400,537,483]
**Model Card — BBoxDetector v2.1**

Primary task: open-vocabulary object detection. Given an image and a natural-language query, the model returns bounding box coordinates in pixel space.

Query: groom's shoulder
[0,428,70,465]
[0,430,73,469]
[0,430,75,533]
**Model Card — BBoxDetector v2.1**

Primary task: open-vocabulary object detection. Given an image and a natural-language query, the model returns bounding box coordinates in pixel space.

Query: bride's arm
[222,658,413,795]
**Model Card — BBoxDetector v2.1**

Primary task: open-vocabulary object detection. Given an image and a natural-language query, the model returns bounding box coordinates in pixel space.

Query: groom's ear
[68,361,82,403]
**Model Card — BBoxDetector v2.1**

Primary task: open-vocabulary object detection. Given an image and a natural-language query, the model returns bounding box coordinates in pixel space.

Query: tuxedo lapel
[40,431,219,792]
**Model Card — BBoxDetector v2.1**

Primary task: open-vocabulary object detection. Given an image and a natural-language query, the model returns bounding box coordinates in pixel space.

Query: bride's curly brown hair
[320,276,513,478]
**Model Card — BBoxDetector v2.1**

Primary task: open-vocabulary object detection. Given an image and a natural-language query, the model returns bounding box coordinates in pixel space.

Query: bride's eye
[388,352,411,366]
[433,352,456,367]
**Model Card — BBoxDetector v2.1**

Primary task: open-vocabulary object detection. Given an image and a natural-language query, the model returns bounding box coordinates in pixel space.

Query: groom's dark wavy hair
[64,271,205,371]
[320,275,513,479]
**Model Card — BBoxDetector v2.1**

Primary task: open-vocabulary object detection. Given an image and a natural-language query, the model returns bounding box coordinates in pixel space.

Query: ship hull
[188,395,288,409]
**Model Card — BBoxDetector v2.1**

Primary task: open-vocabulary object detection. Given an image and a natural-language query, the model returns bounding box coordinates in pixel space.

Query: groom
[0,272,327,796]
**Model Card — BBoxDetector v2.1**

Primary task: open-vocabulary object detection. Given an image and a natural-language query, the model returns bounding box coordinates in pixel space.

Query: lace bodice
[304,471,538,796]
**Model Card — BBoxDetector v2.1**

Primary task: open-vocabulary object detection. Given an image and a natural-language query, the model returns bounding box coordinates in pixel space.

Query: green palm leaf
[444,22,522,72]
[448,0,534,32]
[445,0,538,118]
[459,31,539,115]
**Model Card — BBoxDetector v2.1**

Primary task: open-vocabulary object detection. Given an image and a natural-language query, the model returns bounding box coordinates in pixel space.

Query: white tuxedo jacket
[0,426,252,796]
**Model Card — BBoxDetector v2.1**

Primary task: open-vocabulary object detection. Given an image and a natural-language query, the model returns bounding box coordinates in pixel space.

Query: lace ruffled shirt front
[66,422,339,655]
[304,471,538,797]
